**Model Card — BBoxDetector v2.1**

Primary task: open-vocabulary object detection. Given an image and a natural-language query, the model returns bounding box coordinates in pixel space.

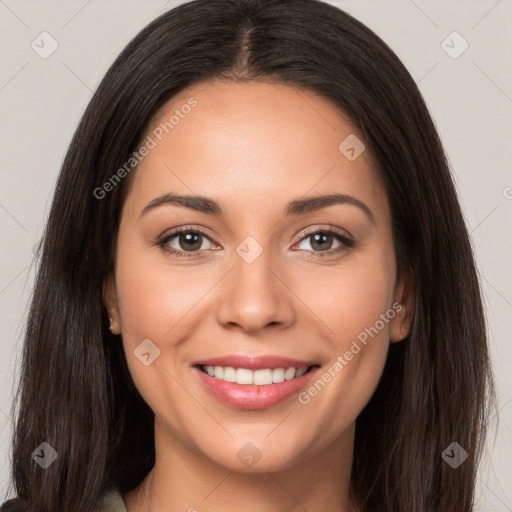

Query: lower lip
[194,366,319,409]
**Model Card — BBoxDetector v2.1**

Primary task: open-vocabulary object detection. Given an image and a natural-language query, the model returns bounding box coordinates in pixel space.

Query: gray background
[0,0,510,509]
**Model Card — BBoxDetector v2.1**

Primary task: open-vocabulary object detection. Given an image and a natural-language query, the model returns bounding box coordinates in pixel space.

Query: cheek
[300,253,394,347]
[299,248,395,403]
[114,234,210,344]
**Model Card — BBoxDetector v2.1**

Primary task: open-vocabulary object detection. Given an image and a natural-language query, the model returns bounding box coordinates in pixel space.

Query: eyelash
[156,225,354,260]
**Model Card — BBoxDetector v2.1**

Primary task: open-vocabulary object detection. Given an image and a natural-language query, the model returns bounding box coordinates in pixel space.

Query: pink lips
[192,354,319,409]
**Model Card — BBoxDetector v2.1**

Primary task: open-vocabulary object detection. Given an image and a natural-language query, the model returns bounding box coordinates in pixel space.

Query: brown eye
[308,232,336,251]
[175,232,203,251]
[157,227,217,258]
[293,227,355,259]
[297,230,352,251]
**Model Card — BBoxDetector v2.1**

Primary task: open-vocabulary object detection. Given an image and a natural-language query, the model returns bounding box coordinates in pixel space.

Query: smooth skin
[104,80,414,512]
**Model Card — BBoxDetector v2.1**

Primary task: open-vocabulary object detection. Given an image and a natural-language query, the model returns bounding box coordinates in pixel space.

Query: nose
[215,245,296,334]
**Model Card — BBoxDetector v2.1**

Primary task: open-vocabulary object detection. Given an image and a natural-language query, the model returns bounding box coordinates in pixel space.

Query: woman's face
[105,80,413,472]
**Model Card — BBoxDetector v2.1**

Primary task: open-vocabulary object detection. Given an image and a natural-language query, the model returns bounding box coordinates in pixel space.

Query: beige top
[99,488,128,512]
[1,489,128,512]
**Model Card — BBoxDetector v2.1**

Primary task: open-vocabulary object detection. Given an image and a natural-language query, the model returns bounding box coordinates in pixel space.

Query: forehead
[123,80,389,224]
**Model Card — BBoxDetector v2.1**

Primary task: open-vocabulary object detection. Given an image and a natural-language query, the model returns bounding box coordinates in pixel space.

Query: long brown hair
[3,1,495,510]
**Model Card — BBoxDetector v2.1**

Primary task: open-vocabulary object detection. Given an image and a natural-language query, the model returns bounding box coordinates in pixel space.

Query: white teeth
[272,368,285,383]
[223,366,236,382]
[254,369,273,385]
[295,368,307,378]
[202,365,310,385]
[284,367,296,380]
[236,368,253,385]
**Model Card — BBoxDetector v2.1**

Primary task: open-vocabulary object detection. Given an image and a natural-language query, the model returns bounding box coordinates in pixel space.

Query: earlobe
[390,265,415,343]
[390,309,408,343]
[103,274,120,334]
[392,317,408,343]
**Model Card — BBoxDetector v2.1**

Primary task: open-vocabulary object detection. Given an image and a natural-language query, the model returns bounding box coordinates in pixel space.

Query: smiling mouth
[197,364,319,385]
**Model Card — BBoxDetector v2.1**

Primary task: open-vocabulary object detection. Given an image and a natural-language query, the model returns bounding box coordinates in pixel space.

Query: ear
[389,264,415,343]
[103,273,121,334]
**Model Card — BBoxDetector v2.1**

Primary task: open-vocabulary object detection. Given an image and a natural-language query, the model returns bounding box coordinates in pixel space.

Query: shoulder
[0,498,25,512]
[0,488,126,512]
[99,488,128,512]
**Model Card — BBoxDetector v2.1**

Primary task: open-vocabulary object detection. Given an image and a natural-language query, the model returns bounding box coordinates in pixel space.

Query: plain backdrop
[0,0,511,509]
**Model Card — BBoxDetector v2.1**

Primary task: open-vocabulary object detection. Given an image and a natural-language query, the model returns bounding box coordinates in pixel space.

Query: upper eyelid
[158,226,218,250]
[160,224,353,249]
[296,224,353,241]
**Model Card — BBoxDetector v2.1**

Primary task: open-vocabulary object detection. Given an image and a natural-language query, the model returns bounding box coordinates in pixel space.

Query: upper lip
[193,355,317,371]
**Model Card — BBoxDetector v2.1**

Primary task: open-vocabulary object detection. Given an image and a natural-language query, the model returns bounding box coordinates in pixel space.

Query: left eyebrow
[140,193,224,217]
[284,193,376,224]
[139,192,375,225]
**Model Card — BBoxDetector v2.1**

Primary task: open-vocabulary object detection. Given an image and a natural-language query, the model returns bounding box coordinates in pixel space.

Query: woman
[1,0,495,510]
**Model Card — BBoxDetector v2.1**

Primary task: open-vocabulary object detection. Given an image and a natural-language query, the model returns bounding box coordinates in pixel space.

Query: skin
[104,80,414,512]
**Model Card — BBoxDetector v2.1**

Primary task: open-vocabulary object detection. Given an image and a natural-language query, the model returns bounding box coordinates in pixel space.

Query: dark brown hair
[3,0,495,510]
